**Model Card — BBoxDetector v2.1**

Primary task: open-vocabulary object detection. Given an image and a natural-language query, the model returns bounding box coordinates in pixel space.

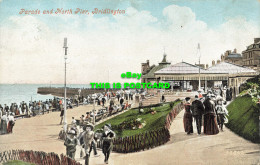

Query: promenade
[0,93,259,165]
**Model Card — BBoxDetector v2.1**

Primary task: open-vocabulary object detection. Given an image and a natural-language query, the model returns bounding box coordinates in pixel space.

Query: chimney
[221,54,224,61]
[206,64,209,69]
[212,60,215,66]
[254,38,260,44]
[146,60,150,67]
[233,48,237,53]
[217,60,220,64]
[224,51,229,57]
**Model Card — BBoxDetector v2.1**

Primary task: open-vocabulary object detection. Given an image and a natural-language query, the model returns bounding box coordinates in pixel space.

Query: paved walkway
[86,110,260,165]
[0,94,259,165]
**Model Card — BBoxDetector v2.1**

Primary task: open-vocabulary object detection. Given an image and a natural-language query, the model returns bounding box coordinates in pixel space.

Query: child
[64,129,78,159]
[83,123,94,165]
[102,124,116,164]
[215,98,229,131]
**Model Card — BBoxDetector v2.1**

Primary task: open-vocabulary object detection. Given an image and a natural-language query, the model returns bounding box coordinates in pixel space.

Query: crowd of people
[61,89,143,165]
[1,85,235,164]
[0,97,79,135]
[59,89,137,125]
[0,88,141,136]
[64,121,116,165]
[0,111,15,135]
[0,87,149,165]
[183,87,230,135]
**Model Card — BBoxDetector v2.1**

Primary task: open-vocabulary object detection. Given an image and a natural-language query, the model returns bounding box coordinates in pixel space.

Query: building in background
[220,49,243,65]
[141,38,259,96]
[216,38,260,72]
[153,61,257,96]
[242,38,260,72]
[141,54,171,83]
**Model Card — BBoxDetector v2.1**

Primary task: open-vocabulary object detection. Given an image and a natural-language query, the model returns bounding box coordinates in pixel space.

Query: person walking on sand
[59,99,63,111]
[7,113,15,133]
[183,97,193,135]
[71,117,77,126]
[60,108,64,125]
[0,112,8,134]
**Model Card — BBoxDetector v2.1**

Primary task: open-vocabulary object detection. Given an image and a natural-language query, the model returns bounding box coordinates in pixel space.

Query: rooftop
[155,62,207,74]
[154,61,256,75]
[207,62,256,74]
[226,53,242,59]
[142,54,171,78]
[142,64,169,78]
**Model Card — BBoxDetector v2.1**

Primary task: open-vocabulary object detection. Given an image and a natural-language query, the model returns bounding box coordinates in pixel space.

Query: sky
[0,0,259,84]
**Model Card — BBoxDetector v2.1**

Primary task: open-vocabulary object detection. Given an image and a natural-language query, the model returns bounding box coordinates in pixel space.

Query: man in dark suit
[191,95,205,134]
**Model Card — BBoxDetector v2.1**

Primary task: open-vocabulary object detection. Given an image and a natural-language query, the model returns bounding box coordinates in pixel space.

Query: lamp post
[198,43,201,91]
[63,38,68,132]
[93,96,95,125]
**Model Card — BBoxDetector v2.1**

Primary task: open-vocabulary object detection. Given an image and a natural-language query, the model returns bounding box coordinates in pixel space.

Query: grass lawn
[3,160,35,165]
[226,95,259,143]
[95,100,181,137]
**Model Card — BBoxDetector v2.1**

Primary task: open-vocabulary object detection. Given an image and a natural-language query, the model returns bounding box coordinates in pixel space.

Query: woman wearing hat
[203,96,219,135]
[183,97,193,135]
[102,123,116,164]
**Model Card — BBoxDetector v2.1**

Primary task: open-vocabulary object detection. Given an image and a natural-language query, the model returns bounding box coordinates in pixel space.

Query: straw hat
[104,123,112,130]
[68,129,76,135]
[85,123,94,131]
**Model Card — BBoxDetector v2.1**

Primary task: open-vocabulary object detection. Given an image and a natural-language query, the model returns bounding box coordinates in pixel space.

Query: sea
[0,84,91,106]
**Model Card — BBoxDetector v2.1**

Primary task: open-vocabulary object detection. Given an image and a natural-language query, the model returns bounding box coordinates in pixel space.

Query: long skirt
[15,109,20,115]
[7,121,14,133]
[183,112,193,133]
[0,120,7,134]
[102,140,113,154]
[7,122,11,133]
[204,113,219,135]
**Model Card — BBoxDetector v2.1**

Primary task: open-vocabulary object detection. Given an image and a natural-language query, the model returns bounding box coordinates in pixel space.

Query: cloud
[0,5,259,84]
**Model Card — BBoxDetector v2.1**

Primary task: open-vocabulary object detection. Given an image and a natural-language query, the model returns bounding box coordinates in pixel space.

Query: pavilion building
[142,57,257,97]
